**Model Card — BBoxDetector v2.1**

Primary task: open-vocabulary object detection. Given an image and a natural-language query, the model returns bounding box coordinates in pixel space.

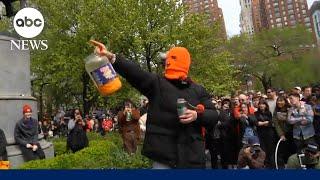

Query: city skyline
[218,0,317,37]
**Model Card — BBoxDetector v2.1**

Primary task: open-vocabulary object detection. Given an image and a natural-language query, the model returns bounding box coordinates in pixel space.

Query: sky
[217,0,317,37]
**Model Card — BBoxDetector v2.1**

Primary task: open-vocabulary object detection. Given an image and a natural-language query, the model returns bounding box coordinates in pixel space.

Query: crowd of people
[30,84,320,169]
[35,97,149,154]
[207,85,320,169]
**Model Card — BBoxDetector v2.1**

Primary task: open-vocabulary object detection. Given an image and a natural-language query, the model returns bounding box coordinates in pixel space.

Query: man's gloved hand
[90,40,116,63]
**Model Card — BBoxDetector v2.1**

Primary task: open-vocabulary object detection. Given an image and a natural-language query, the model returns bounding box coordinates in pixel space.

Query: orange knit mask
[164,47,191,80]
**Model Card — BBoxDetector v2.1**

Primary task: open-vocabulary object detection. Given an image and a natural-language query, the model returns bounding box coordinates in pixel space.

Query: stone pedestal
[0,35,54,168]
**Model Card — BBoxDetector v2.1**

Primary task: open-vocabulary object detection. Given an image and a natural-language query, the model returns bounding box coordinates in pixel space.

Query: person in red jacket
[102,115,113,133]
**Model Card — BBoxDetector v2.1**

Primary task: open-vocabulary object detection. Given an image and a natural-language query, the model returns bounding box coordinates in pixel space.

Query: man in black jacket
[91,40,219,168]
[14,105,45,161]
[0,128,8,161]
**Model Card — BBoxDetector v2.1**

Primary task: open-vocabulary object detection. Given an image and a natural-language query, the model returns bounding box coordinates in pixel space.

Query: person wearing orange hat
[14,105,45,161]
[90,40,219,168]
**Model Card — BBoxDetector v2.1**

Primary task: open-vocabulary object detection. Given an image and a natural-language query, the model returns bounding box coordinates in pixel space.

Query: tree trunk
[261,73,272,93]
[82,72,91,115]
[145,43,152,73]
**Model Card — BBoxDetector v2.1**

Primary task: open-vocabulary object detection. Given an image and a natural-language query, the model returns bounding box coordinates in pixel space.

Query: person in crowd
[93,121,100,133]
[0,128,8,161]
[252,95,261,112]
[91,41,219,168]
[273,96,296,168]
[254,100,277,168]
[256,91,262,98]
[287,142,320,169]
[288,93,315,153]
[208,99,234,169]
[234,94,255,119]
[239,103,258,144]
[102,114,113,133]
[314,85,320,98]
[301,86,313,104]
[14,105,45,161]
[237,136,266,169]
[139,113,147,141]
[312,96,320,146]
[292,87,303,99]
[59,117,68,137]
[233,94,256,161]
[68,109,81,133]
[85,115,93,132]
[67,116,89,153]
[118,100,141,154]
[41,120,50,139]
[139,96,149,116]
[266,88,278,115]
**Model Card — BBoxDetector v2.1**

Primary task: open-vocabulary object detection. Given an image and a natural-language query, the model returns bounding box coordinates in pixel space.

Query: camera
[250,145,261,157]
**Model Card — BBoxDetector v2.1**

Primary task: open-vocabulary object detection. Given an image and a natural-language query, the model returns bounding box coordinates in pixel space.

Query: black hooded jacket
[14,118,38,146]
[113,55,219,168]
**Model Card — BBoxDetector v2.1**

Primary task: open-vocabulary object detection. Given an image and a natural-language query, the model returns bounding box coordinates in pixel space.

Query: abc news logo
[11,8,48,51]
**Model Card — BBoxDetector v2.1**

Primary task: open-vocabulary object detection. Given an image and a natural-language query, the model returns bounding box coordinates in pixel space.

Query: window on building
[302,10,306,14]
[288,4,293,9]
[305,17,310,23]
[291,20,296,25]
[277,23,282,27]
[288,10,294,15]
[276,18,282,23]
[284,16,287,21]
[272,24,275,28]
[275,8,280,13]
[290,15,295,20]
[285,21,288,25]
[275,13,281,18]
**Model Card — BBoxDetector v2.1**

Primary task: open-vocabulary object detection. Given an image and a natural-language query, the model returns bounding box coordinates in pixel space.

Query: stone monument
[0,34,54,168]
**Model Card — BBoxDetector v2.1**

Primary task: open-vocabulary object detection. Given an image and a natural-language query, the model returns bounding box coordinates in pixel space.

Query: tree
[1,0,239,115]
[227,25,313,92]
[272,50,320,90]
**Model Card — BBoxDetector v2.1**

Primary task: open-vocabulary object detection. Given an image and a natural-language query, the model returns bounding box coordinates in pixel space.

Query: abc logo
[13,8,44,39]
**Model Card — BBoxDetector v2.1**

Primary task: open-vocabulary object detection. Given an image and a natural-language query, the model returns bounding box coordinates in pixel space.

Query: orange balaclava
[164,47,191,80]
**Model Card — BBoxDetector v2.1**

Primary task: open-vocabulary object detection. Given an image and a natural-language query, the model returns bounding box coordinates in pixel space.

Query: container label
[90,63,117,86]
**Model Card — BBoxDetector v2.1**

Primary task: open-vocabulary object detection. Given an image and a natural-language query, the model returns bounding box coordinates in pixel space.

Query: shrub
[20,132,151,169]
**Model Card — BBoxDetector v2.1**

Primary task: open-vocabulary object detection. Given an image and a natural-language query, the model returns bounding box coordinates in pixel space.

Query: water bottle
[84,53,122,96]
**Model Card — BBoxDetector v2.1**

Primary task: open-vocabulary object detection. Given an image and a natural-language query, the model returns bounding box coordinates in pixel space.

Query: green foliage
[273,51,320,89]
[26,0,239,112]
[227,26,315,91]
[20,132,151,169]
[179,14,240,95]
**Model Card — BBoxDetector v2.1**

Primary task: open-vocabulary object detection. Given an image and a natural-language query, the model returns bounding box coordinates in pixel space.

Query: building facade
[240,0,255,34]
[310,1,320,46]
[263,0,311,30]
[183,0,227,37]
[241,0,312,34]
